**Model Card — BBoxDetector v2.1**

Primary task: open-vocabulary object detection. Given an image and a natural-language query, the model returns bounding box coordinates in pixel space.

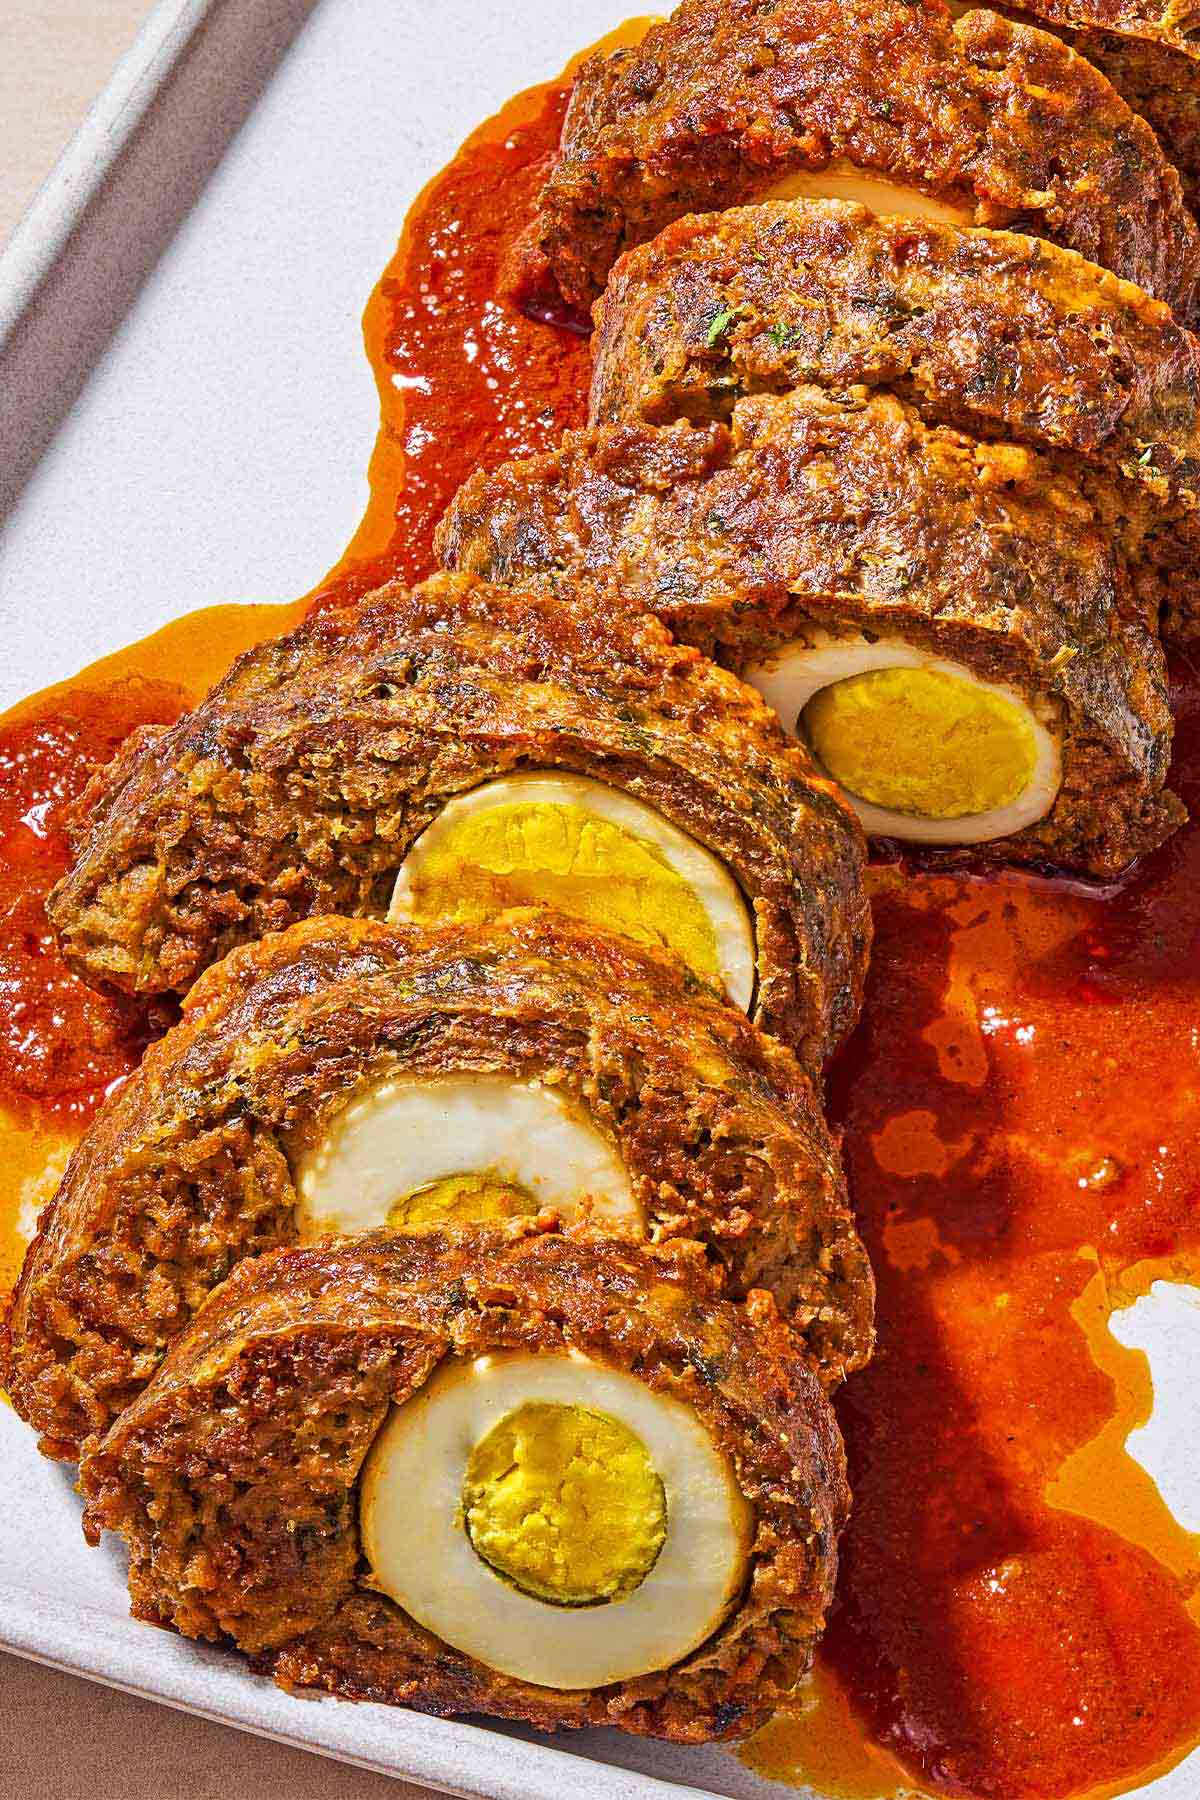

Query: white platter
[1,3,1198,1796]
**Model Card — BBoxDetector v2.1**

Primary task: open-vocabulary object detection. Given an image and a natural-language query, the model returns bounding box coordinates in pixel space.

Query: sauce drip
[308,71,593,608]
[2,28,1200,1800]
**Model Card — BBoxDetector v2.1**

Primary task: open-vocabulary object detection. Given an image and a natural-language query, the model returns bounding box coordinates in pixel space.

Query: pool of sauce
[2,25,1200,1800]
[746,660,1200,1799]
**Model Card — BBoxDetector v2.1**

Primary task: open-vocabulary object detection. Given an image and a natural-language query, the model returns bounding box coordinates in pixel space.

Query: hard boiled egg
[293,1073,642,1240]
[745,634,1061,844]
[388,772,755,1011]
[360,1350,754,1689]
[761,161,972,226]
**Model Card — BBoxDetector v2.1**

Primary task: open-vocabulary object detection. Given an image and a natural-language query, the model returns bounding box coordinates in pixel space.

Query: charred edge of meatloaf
[436,389,1183,877]
[2,912,876,1464]
[990,2,1200,211]
[44,571,869,1071]
[78,1230,850,1741]
[588,201,1200,513]
[587,201,1200,637]
[533,0,1200,319]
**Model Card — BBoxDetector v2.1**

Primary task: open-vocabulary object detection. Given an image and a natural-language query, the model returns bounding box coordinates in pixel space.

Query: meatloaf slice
[437,389,1182,876]
[589,201,1200,639]
[983,0,1200,214]
[79,1231,850,1741]
[46,572,868,1071]
[532,0,1200,319]
[4,913,874,1463]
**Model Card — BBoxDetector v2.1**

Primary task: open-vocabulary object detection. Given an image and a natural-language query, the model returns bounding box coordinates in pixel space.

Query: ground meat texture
[532,0,1200,320]
[984,1,1200,214]
[589,201,1200,640]
[77,1231,850,1741]
[3,913,874,1463]
[45,572,869,1070]
[437,387,1182,877]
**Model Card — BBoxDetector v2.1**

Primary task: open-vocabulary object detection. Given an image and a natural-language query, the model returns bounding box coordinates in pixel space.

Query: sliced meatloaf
[3,913,874,1463]
[984,0,1200,214]
[437,388,1182,876]
[532,0,1200,319]
[46,572,869,1070]
[589,201,1200,639]
[79,1231,850,1741]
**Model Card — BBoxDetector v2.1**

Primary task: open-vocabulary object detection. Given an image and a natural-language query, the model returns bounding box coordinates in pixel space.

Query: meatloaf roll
[4,913,874,1463]
[47,572,869,1069]
[531,0,1200,319]
[438,388,1182,876]
[79,1231,850,1741]
[978,0,1200,214]
[591,202,1200,640]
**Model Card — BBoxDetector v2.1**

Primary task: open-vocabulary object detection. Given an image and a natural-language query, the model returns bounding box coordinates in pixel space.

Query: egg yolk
[401,802,722,986]
[462,1401,668,1606]
[803,666,1038,819]
[386,1170,539,1231]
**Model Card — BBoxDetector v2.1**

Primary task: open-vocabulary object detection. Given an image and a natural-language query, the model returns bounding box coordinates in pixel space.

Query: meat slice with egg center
[47,571,868,1071]
[4,912,874,1463]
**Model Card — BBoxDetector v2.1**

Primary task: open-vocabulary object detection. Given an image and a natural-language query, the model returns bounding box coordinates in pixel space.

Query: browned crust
[77,1230,849,1741]
[533,0,1200,319]
[1000,0,1200,50]
[588,200,1200,640]
[590,202,1200,499]
[987,3,1200,212]
[2,912,874,1463]
[437,388,1183,876]
[45,572,869,1070]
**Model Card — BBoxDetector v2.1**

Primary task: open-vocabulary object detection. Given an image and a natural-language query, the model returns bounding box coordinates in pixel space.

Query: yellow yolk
[360,1350,753,1688]
[804,666,1038,820]
[402,800,722,985]
[387,1170,539,1231]
[761,161,973,226]
[463,1401,667,1606]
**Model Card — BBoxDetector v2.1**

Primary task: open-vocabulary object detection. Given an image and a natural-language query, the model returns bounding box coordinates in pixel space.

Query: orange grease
[743,1661,920,1798]
[1,25,1200,1800]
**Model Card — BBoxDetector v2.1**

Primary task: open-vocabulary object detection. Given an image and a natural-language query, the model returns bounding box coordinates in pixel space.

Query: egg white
[292,1073,642,1240]
[388,772,757,1011]
[359,1350,754,1690]
[744,633,1062,844]
[760,162,972,226]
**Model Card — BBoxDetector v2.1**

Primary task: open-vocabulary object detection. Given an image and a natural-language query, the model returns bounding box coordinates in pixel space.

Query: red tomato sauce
[814,667,1200,1797]
[0,686,179,1123]
[307,76,593,610]
[2,33,1199,1800]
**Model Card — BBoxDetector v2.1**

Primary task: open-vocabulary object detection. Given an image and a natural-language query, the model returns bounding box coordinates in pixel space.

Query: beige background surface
[0,6,437,1793]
